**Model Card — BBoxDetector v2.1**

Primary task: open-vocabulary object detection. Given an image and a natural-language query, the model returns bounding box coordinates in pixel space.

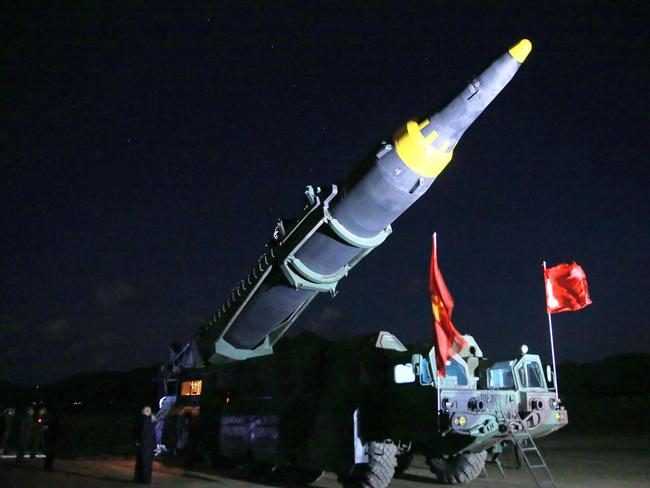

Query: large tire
[344,441,397,488]
[427,451,487,484]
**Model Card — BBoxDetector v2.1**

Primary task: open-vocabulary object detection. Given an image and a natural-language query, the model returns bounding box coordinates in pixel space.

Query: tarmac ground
[1,433,649,487]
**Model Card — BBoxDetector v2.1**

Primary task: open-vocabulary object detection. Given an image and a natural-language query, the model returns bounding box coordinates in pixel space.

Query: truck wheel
[343,441,397,488]
[427,451,487,484]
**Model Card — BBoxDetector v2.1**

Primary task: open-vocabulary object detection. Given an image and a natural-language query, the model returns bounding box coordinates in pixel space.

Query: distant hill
[555,354,650,434]
[558,353,650,397]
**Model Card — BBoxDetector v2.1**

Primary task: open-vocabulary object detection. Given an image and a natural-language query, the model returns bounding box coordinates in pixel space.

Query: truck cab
[487,348,568,437]
[392,336,514,456]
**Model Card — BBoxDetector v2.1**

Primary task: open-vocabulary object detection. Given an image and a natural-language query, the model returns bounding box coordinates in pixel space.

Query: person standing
[1,407,16,455]
[32,407,48,456]
[42,407,59,471]
[15,406,34,463]
[0,407,5,454]
[133,405,156,485]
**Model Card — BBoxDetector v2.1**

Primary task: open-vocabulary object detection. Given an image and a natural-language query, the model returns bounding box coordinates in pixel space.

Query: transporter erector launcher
[191,39,533,365]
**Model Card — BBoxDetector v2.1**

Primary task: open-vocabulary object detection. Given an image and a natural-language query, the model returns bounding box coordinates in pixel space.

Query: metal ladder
[503,410,557,488]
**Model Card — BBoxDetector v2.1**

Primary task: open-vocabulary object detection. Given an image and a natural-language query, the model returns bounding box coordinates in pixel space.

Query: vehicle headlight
[553,412,562,421]
[530,398,543,410]
[453,415,468,427]
[468,398,485,411]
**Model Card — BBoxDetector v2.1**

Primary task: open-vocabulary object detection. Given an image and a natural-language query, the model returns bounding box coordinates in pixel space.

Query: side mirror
[411,354,423,376]
[411,354,435,386]
[546,365,554,384]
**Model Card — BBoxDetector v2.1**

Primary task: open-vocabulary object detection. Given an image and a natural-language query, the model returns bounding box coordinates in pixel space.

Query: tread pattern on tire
[427,450,487,484]
[344,441,397,488]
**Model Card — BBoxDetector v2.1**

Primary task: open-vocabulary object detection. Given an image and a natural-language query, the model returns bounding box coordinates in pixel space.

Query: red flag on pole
[544,262,592,314]
[430,234,467,377]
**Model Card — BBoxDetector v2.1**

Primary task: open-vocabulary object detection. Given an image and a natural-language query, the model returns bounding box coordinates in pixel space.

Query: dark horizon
[2,2,649,385]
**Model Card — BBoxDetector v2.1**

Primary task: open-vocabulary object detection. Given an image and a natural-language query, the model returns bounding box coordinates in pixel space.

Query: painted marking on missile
[425,130,439,144]
[394,121,453,178]
[408,178,423,194]
[467,80,481,100]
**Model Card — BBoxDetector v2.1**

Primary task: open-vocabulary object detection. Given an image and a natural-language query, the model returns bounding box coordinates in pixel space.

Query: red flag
[430,235,467,377]
[544,262,592,314]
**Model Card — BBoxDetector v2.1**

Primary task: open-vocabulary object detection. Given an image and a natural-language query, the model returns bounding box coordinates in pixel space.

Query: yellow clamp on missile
[508,39,532,63]
[394,120,453,179]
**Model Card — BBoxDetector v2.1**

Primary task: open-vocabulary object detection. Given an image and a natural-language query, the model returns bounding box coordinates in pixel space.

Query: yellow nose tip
[508,39,532,63]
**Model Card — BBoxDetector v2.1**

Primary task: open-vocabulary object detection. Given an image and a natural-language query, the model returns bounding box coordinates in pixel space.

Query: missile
[196,40,532,363]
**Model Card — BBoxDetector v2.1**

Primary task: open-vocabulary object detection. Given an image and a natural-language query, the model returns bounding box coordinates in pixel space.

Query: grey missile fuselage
[195,41,530,362]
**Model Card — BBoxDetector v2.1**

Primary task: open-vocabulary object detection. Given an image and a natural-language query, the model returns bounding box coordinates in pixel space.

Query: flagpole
[434,232,442,415]
[543,261,560,401]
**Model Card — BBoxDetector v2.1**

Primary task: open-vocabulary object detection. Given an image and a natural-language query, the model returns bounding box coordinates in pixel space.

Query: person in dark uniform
[32,407,47,456]
[42,407,59,471]
[0,406,5,454]
[133,405,155,485]
[15,406,34,463]
[1,407,15,455]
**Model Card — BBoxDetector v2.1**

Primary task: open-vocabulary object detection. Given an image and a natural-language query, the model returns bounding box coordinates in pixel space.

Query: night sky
[2,2,649,385]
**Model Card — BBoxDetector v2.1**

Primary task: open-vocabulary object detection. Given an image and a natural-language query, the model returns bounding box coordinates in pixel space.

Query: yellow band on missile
[394,120,453,178]
[508,39,532,63]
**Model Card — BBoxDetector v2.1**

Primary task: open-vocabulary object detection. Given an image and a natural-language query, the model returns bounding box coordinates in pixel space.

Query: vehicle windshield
[488,361,515,389]
[516,360,545,389]
[438,357,469,388]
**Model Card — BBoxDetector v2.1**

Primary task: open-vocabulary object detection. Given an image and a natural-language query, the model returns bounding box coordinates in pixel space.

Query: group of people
[0,405,58,471]
[2,402,192,485]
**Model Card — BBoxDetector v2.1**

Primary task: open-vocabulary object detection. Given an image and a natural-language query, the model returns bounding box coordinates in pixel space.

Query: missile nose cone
[393,40,531,180]
[508,38,532,63]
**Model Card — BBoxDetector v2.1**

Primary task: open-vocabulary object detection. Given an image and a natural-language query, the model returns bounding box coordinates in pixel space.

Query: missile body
[196,40,532,363]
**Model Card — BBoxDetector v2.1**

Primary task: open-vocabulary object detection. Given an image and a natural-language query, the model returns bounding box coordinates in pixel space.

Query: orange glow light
[180,379,203,396]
